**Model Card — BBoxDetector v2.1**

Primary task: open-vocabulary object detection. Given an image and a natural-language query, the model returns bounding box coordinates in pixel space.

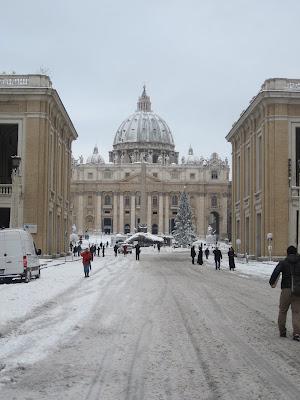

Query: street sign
[24,224,37,233]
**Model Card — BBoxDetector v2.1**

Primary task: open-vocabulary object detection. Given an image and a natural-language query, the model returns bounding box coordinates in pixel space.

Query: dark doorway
[152,224,158,234]
[0,208,10,228]
[209,212,220,235]
[0,124,18,184]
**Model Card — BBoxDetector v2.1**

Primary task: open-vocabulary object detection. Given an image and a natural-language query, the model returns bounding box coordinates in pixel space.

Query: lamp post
[267,232,273,261]
[236,238,241,255]
[10,155,22,228]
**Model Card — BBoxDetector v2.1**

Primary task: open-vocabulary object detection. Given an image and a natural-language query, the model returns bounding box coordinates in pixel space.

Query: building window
[211,195,217,208]
[152,196,158,207]
[256,135,262,191]
[153,211,157,215]
[171,171,179,179]
[190,173,195,180]
[125,210,130,214]
[153,172,158,178]
[124,224,130,234]
[211,170,218,180]
[104,210,110,214]
[245,146,250,197]
[236,154,240,200]
[125,172,130,178]
[104,195,112,205]
[88,172,93,179]
[104,170,112,179]
[125,196,130,207]
[171,195,178,206]
[136,195,141,206]
[88,195,93,206]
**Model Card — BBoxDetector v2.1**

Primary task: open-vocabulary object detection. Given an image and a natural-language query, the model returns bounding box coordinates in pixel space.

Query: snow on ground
[0,244,278,373]
[0,248,129,371]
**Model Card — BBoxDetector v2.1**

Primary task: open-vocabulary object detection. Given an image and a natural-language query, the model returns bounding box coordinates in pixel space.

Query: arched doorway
[124,224,130,234]
[152,224,158,234]
[209,212,219,235]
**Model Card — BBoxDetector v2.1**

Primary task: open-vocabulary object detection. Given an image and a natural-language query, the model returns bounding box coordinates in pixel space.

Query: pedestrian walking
[197,246,203,265]
[97,246,100,256]
[157,242,161,253]
[123,244,127,256]
[228,247,236,270]
[269,245,300,341]
[100,242,103,249]
[114,244,118,257]
[80,247,92,277]
[191,245,196,264]
[106,241,109,248]
[77,245,82,257]
[102,246,105,257]
[135,243,141,260]
[204,247,210,260]
[213,247,222,270]
[90,245,94,261]
[73,245,77,257]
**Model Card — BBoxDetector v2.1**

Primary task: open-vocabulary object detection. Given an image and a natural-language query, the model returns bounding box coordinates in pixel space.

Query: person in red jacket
[80,248,92,277]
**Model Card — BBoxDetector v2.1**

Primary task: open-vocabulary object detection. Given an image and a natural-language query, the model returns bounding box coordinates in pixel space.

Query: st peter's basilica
[71,87,231,239]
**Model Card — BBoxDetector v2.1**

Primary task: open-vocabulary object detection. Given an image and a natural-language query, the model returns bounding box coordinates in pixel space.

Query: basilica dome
[86,145,105,164]
[110,87,178,164]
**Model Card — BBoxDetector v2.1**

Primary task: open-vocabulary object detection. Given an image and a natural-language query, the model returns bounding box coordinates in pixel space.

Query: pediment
[120,172,162,184]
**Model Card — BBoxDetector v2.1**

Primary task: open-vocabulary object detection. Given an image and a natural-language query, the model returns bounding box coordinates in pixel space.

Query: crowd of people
[190,243,236,270]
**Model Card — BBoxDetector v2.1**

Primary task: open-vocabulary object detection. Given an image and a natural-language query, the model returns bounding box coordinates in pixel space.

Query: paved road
[1,251,300,400]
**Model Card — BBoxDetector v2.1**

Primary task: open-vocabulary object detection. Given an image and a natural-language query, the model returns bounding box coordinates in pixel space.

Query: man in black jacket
[269,245,300,341]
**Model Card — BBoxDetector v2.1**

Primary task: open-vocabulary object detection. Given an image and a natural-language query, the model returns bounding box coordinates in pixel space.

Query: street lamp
[236,238,241,255]
[267,232,273,261]
[10,155,22,228]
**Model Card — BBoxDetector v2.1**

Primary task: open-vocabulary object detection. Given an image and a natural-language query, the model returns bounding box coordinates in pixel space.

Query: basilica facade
[71,88,231,239]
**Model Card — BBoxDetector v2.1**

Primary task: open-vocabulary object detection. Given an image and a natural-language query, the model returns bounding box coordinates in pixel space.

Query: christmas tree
[172,191,197,246]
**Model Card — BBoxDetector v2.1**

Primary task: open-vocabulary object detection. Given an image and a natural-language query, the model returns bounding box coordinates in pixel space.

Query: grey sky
[1,0,300,163]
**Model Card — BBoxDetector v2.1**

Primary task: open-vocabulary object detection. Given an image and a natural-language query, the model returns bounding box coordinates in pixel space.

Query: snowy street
[1,248,300,400]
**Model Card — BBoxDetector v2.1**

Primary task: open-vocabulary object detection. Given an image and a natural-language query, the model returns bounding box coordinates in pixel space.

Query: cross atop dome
[137,85,152,112]
[188,145,194,155]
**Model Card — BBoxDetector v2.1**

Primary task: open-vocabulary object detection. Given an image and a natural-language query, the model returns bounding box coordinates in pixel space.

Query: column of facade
[164,194,169,234]
[158,193,164,234]
[130,193,136,233]
[95,192,102,232]
[119,193,124,233]
[77,193,84,235]
[220,194,228,239]
[113,193,118,233]
[147,194,152,232]
[196,193,205,237]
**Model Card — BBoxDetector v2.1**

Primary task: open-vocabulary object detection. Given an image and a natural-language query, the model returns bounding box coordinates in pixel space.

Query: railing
[0,184,12,195]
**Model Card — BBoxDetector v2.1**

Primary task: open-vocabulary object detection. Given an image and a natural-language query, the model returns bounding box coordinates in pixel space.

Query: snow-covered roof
[125,232,164,243]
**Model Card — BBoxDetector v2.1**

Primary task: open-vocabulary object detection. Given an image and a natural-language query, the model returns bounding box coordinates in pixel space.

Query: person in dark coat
[197,246,203,265]
[97,246,100,256]
[106,241,109,248]
[228,247,236,270]
[213,247,222,270]
[100,242,103,249]
[77,245,82,257]
[269,246,300,340]
[114,244,118,257]
[157,242,161,253]
[73,245,77,257]
[102,245,105,257]
[204,247,210,259]
[135,243,141,260]
[190,245,196,264]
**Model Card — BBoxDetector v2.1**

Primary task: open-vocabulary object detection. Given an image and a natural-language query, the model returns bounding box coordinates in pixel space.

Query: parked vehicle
[118,243,133,254]
[0,229,41,283]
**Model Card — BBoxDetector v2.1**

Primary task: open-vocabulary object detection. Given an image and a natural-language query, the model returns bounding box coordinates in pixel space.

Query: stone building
[226,78,300,258]
[0,74,78,255]
[71,88,230,239]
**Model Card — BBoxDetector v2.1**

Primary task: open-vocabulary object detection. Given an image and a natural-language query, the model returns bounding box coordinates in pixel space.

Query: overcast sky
[1,0,300,164]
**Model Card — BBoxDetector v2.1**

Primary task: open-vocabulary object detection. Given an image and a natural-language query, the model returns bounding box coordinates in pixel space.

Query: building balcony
[0,184,12,207]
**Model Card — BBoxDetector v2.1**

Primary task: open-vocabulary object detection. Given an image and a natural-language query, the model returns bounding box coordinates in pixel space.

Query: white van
[0,229,41,283]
